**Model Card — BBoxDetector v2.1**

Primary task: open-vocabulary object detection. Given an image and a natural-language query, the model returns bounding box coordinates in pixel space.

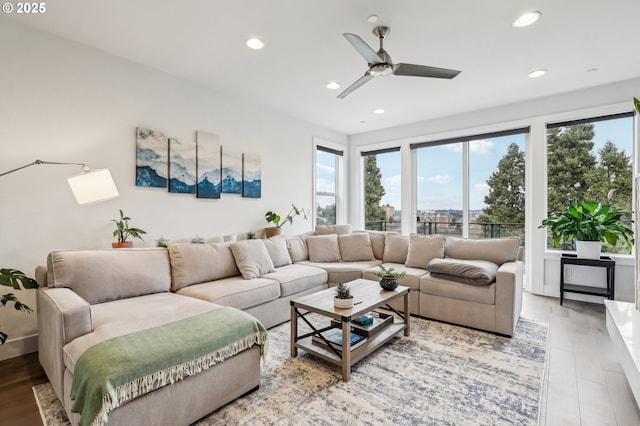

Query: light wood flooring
[522,292,640,425]
[1,292,639,426]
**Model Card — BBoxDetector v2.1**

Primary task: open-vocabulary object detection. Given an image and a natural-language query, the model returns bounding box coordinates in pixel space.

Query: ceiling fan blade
[337,72,374,99]
[393,63,461,79]
[343,33,384,65]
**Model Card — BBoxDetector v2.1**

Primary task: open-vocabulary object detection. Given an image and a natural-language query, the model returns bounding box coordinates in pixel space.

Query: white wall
[0,19,347,359]
[348,78,640,304]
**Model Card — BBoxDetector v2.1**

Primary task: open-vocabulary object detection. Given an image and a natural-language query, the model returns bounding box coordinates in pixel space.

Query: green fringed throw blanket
[70,307,268,426]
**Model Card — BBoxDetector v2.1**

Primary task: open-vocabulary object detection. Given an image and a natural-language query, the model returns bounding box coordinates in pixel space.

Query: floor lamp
[0,159,120,205]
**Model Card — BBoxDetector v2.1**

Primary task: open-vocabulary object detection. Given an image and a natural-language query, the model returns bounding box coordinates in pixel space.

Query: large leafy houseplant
[0,268,38,344]
[539,201,634,253]
[264,204,307,228]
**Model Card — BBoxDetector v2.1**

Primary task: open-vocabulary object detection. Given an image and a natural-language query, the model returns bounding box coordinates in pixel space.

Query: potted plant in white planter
[111,209,146,248]
[374,265,406,290]
[539,201,634,259]
[264,204,307,238]
[334,282,353,309]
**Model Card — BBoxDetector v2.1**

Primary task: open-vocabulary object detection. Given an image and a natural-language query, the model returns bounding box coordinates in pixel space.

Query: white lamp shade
[67,168,120,205]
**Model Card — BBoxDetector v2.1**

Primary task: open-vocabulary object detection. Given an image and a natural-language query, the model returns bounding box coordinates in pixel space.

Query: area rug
[34,315,548,426]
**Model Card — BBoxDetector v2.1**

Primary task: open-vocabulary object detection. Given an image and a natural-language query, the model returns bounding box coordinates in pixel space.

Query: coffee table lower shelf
[294,320,405,366]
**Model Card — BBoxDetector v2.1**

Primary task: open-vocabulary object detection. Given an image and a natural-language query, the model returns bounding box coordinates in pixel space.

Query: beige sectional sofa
[37,226,522,426]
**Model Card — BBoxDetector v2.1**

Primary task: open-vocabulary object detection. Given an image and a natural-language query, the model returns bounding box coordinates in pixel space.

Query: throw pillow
[427,258,499,286]
[382,233,409,264]
[338,233,375,262]
[230,240,276,280]
[306,234,342,262]
[262,235,292,267]
[315,224,353,235]
[286,235,309,262]
[405,234,445,268]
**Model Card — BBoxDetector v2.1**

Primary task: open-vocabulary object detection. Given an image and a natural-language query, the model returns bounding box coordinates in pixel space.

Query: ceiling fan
[338,26,461,99]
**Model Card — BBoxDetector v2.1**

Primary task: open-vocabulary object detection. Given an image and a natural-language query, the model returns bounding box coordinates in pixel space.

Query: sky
[314,116,634,212]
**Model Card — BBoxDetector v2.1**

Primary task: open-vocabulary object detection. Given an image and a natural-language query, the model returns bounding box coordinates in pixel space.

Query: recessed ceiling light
[374,108,385,114]
[528,69,547,78]
[246,38,264,50]
[513,11,541,28]
[367,15,379,23]
[326,81,341,90]
[587,68,598,73]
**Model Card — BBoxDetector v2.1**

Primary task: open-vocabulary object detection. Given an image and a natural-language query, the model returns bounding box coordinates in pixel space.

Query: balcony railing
[365,220,525,241]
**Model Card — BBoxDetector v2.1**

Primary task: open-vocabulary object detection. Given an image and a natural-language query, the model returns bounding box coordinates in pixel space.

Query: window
[412,128,528,251]
[315,145,342,226]
[546,112,634,254]
[362,148,401,232]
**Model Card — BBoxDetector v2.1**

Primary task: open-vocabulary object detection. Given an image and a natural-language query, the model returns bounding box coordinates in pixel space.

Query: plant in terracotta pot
[539,201,634,259]
[0,268,38,344]
[375,264,406,290]
[111,209,146,248]
[264,204,307,238]
[334,282,354,309]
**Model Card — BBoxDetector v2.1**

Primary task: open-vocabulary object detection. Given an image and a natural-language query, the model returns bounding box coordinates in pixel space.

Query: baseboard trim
[0,334,38,361]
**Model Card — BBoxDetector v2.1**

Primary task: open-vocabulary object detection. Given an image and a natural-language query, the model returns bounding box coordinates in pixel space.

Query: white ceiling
[8,0,640,135]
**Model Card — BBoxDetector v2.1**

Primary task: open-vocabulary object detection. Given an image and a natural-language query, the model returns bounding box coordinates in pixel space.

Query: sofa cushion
[47,249,171,304]
[338,233,375,262]
[364,231,386,260]
[420,274,496,305]
[286,235,309,262]
[230,240,276,279]
[405,234,445,268]
[315,224,352,235]
[382,233,409,264]
[427,258,499,286]
[444,237,520,266]
[297,260,381,284]
[176,276,280,310]
[306,234,341,262]
[262,235,292,267]
[262,264,328,297]
[63,292,219,373]
[169,243,240,291]
[363,263,426,291]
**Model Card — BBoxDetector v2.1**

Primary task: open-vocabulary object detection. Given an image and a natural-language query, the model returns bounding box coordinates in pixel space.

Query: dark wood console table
[560,254,615,305]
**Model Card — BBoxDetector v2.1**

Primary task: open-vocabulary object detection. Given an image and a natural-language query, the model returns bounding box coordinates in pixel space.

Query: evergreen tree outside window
[546,114,634,254]
[362,148,401,232]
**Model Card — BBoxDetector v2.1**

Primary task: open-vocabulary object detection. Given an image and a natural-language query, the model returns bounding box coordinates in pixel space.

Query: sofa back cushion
[169,243,240,291]
[382,233,409,264]
[47,249,171,304]
[315,224,352,235]
[338,233,375,262]
[405,234,445,268]
[444,237,520,266]
[307,234,342,262]
[262,235,292,267]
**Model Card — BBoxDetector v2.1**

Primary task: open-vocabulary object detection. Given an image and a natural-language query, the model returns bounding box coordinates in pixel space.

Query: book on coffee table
[331,312,393,337]
[312,328,368,350]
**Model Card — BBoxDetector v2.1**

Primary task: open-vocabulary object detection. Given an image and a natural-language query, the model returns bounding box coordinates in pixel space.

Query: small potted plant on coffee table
[375,265,406,290]
[111,209,146,248]
[334,282,354,309]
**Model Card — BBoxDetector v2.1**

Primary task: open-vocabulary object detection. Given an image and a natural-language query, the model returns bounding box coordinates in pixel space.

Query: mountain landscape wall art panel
[168,137,196,194]
[222,147,242,194]
[242,152,261,198]
[136,127,168,187]
[196,131,221,199]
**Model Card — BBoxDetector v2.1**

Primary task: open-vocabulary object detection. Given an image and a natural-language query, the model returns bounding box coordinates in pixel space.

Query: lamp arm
[0,159,88,177]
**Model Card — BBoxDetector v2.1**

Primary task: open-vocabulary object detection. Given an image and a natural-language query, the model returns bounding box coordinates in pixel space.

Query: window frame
[313,138,345,227]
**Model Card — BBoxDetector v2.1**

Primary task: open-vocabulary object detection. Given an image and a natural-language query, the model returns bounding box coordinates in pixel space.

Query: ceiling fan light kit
[338,26,461,99]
